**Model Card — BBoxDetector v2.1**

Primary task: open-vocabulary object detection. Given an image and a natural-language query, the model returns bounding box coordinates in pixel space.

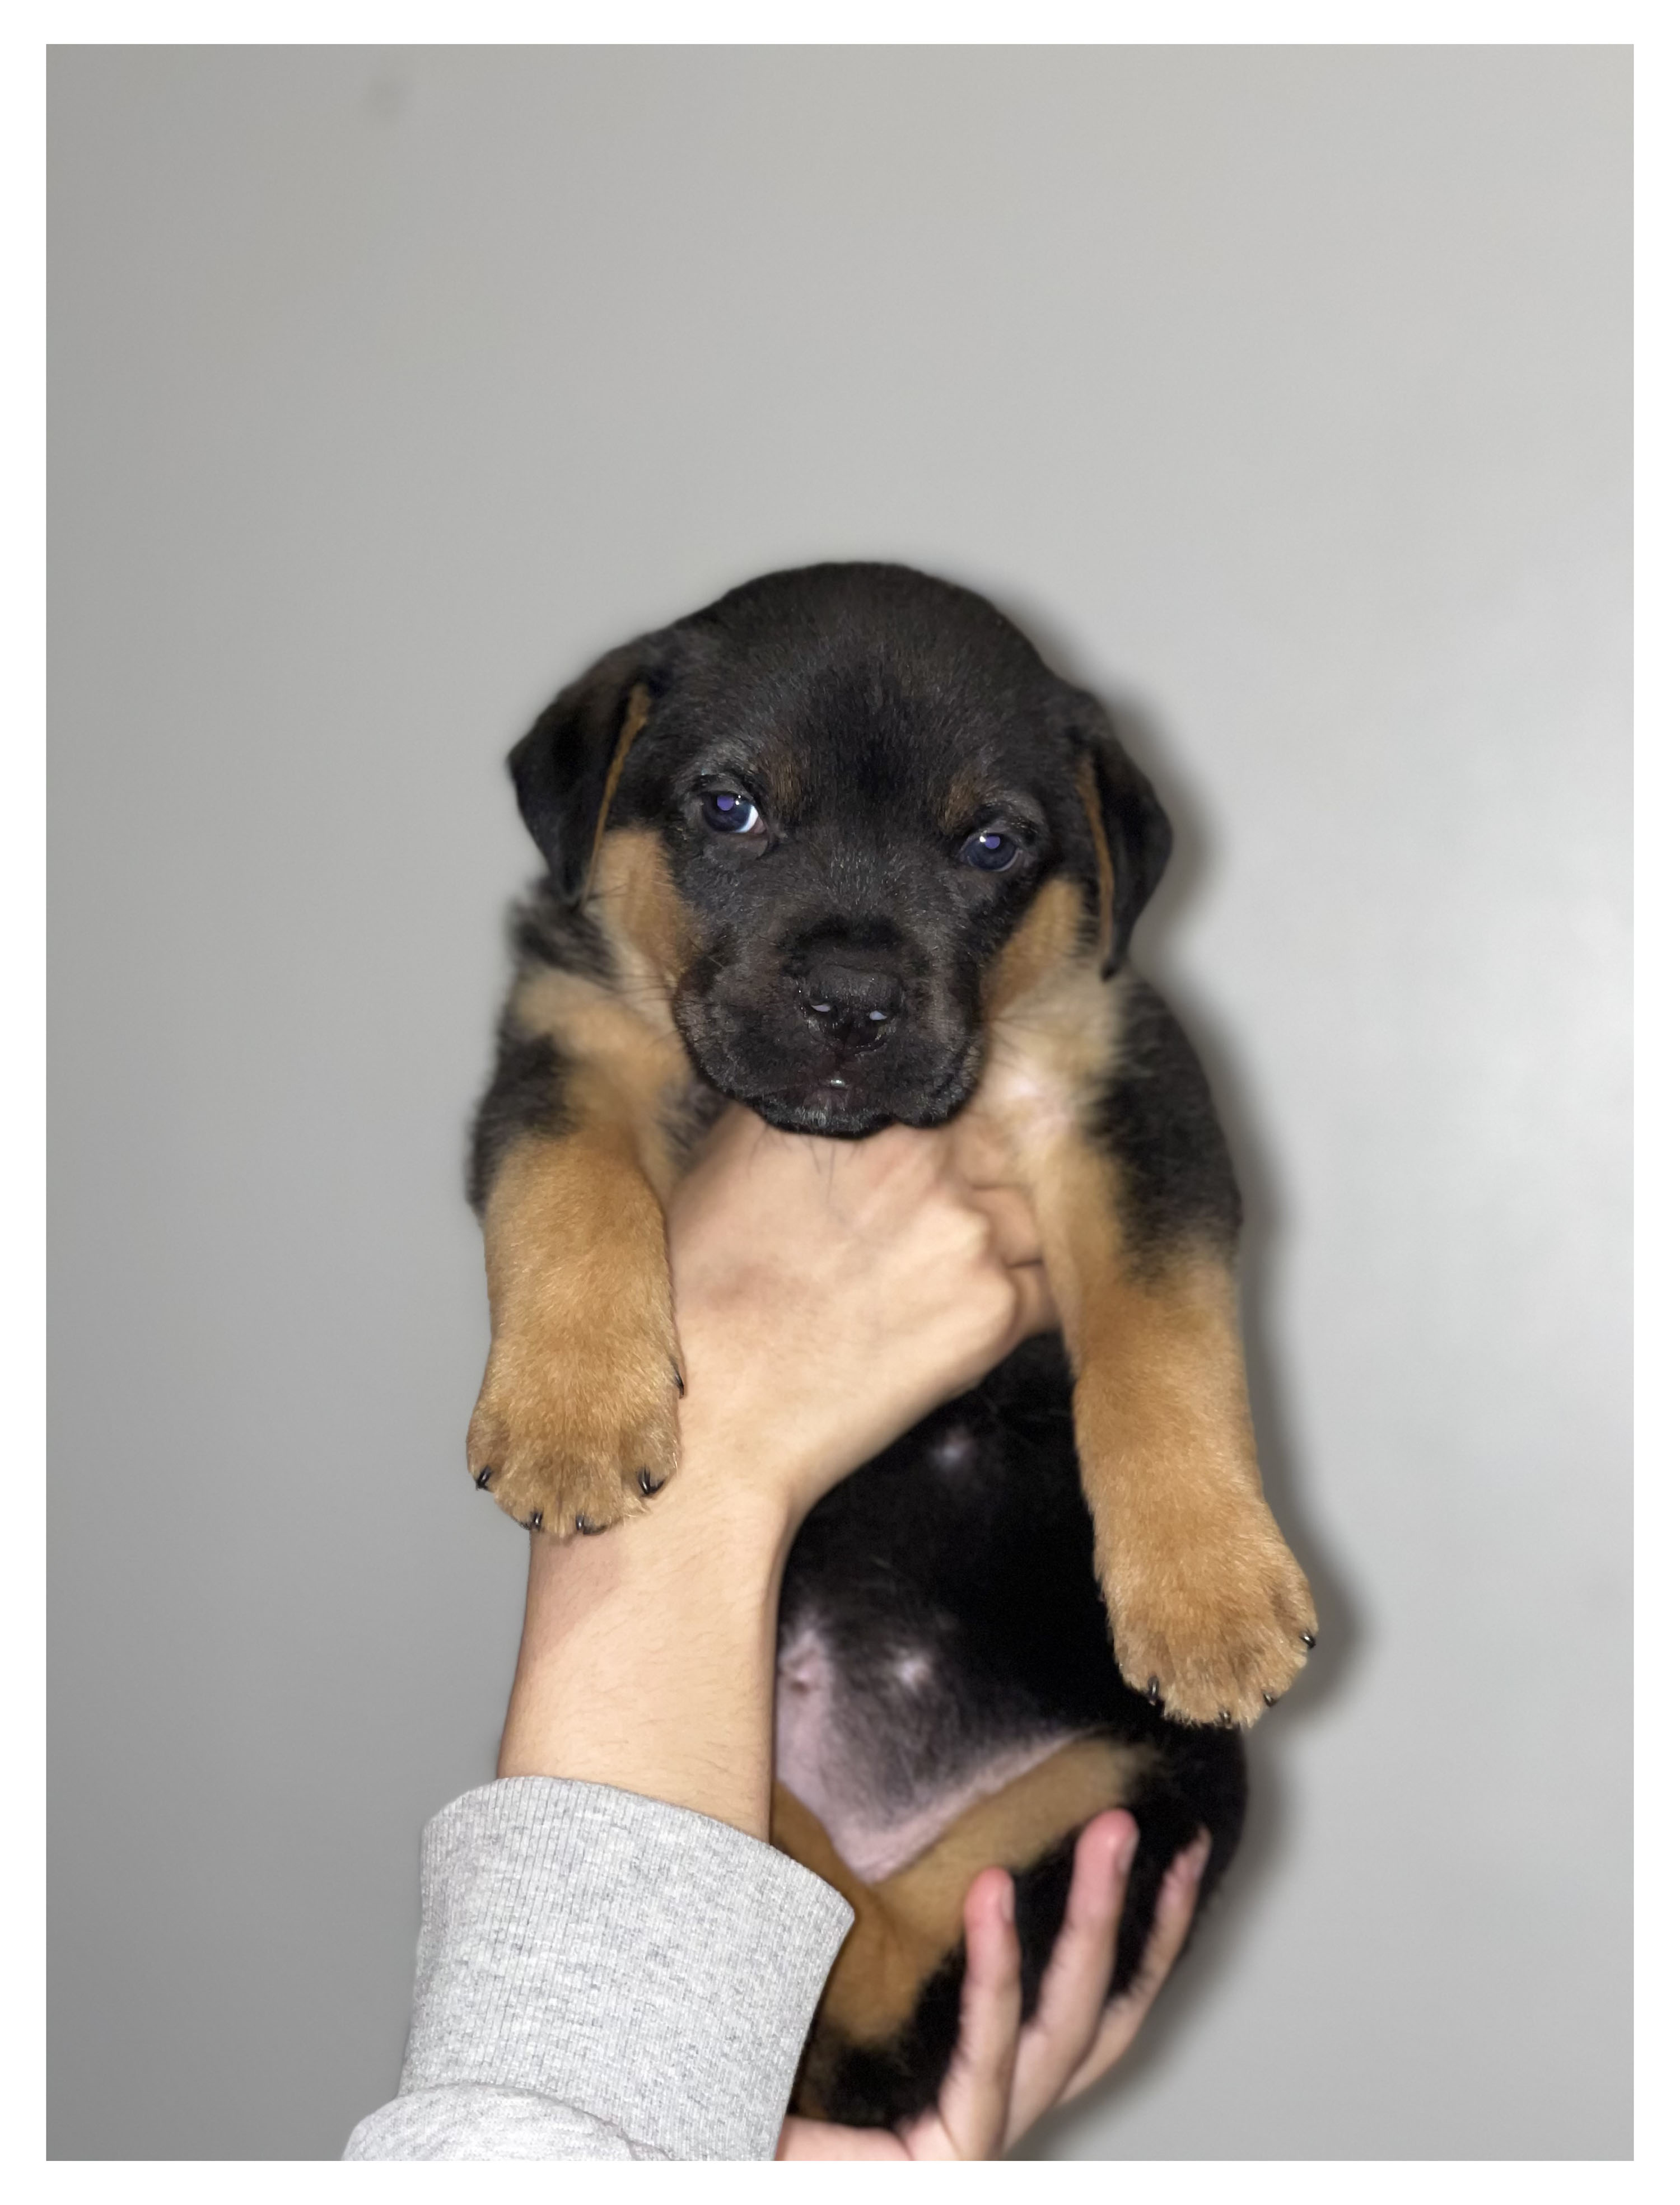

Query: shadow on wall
[991,586,1364,2152]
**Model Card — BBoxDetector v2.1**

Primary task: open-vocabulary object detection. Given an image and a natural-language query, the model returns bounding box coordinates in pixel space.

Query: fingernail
[1000,1877,1016,1925]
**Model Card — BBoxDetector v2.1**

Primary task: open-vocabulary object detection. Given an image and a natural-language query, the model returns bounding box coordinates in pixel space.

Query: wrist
[672,1384,825,1552]
[496,1420,800,1838]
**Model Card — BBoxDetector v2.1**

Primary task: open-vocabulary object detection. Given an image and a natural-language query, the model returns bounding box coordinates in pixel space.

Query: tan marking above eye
[935,768,995,835]
[727,731,806,816]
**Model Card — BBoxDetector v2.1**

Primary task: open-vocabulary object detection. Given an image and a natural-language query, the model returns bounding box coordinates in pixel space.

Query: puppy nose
[799,963,904,1044]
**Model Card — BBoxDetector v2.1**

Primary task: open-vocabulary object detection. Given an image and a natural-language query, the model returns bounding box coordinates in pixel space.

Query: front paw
[466,1312,682,1537]
[1098,1517,1318,1728]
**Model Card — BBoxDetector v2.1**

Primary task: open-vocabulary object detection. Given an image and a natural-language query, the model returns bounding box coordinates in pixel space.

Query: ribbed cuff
[397,1776,855,2161]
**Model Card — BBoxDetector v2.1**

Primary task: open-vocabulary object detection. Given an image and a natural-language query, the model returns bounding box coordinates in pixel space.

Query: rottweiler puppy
[466,562,1315,2126]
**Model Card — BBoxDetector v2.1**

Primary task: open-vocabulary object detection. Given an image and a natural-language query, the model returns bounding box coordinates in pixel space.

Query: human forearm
[496,1418,795,1838]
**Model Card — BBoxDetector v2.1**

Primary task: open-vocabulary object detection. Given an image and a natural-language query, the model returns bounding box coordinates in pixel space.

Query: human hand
[777,1815,1212,2160]
[665,1105,1055,1533]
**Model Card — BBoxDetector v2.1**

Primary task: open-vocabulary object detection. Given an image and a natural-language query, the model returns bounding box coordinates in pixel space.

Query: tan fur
[981,873,1094,1019]
[589,824,697,998]
[775,1736,1154,2111]
[972,883,1316,1723]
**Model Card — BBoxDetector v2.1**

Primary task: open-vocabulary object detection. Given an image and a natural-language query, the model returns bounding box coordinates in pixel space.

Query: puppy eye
[701,791,762,836]
[960,828,1020,873]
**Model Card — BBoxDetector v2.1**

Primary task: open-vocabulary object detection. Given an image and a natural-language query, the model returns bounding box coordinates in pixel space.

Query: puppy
[467,563,1314,2124]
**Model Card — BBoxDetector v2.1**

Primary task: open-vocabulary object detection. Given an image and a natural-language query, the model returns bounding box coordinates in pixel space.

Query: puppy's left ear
[1070,698,1174,978]
[507,641,656,905]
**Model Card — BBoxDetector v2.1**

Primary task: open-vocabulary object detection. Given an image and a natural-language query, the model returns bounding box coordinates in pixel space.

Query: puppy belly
[774,1620,1079,1884]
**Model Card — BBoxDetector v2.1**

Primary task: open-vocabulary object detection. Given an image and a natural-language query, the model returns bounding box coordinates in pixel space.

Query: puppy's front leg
[983,956,1315,1725]
[1059,1208,1316,1726]
[467,982,689,1536]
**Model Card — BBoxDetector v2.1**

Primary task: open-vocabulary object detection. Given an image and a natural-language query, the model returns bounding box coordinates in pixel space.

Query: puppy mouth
[752,1077,895,1139]
[742,1046,983,1139]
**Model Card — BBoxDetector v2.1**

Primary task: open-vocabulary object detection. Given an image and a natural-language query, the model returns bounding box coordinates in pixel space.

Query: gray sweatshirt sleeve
[343,1776,854,2162]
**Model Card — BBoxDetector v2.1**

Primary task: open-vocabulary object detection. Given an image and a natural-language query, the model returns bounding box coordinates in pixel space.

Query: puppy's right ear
[507,643,654,904]
[1068,694,1174,979]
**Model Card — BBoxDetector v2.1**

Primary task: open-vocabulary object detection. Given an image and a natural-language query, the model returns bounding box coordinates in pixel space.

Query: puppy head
[509,564,1170,1135]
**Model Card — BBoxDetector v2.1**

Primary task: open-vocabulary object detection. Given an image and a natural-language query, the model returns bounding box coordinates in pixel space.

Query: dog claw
[474,1468,495,1490]
[526,1510,543,1531]
[1145,1676,1161,1707]
[1263,1691,1277,1707]
[671,1362,685,1396]
[575,1512,607,1535]
[1301,1632,1317,1650]
[637,1469,666,1497]
[1218,1708,1233,1727]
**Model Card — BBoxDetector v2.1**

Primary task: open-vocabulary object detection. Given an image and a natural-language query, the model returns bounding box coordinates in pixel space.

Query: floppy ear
[1071,700,1174,978]
[507,643,653,904]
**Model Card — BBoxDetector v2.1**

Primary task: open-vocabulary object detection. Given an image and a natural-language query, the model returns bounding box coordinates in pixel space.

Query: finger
[1005,1260,1059,1344]
[964,1183,1043,1268]
[1056,1830,1212,2108]
[916,1868,1022,2159]
[1004,1810,1137,2146]
[948,1109,1019,1190]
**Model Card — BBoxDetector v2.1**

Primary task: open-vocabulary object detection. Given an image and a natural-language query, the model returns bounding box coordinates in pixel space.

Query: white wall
[49,46,1630,2158]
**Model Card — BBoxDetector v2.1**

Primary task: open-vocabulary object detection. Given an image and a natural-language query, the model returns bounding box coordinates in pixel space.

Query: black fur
[1098,981,1244,1262]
